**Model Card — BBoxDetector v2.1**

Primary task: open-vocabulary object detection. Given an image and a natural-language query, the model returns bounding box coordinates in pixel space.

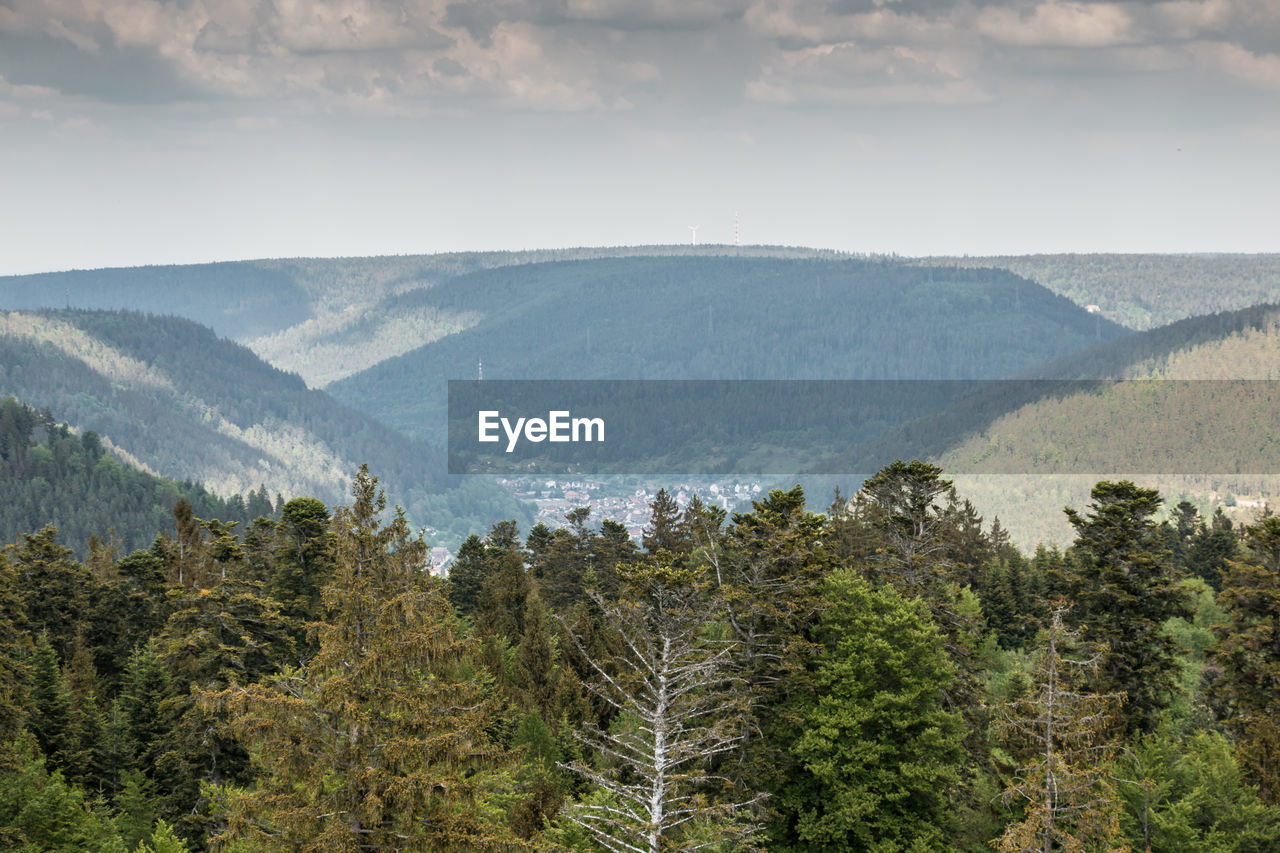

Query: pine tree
[1186,508,1240,591]
[718,485,826,709]
[151,550,298,840]
[642,488,683,554]
[511,590,560,722]
[447,534,490,619]
[136,820,191,853]
[28,631,70,764]
[0,552,29,739]
[479,547,532,641]
[270,496,335,627]
[60,633,106,791]
[1065,481,1191,736]
[117,639,174,784]
[9,525,91,661]
[114,769,158,851]
[993,605,1128,853]
[0,741,129,851]
[208,466,512,850]
[1212,515,1280,803]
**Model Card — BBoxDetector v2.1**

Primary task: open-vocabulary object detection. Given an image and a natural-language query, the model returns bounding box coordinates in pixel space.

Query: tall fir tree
[1212,515,1280,803]
[208,466,513,850]
[1065,481,1191,736]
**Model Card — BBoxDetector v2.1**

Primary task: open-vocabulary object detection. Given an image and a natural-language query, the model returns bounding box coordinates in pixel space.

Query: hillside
[827,303,1280,546]
[0,396,273,557]
[0,310,531,541]
[918,254,1280,331]
[0,246,846,386]
[328,255,1127,444]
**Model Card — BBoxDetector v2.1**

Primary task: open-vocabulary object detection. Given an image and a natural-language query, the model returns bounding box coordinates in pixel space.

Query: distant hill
[328,255,1127,445]
[0,246,847,386]
[826,303,1280,547]
[0,396,273,557]
[918,254,1280,331]
[0,310,531,541]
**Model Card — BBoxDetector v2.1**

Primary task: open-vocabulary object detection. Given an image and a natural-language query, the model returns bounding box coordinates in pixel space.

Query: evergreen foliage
[0,460,1276,850]
[1064,481,1192,736]
[207,466,513,849]
[0,397,268,557]
[771,570,965,852]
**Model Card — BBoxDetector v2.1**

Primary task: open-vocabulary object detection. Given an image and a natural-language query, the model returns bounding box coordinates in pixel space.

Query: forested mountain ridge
[0,396,274,557]
[0,246,848,386]
[0,309,531,541]
[919,253,1280,331]
[824,303,1280,547]
[328,255,1127,443]
[10,249,1279,393]
[1018,301,1280,380]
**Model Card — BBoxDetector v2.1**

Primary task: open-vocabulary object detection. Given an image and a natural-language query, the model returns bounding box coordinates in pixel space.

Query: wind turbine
[688,225,699,246]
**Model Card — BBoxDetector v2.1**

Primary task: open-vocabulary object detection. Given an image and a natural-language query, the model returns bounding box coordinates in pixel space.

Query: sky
[1,0,1278,274]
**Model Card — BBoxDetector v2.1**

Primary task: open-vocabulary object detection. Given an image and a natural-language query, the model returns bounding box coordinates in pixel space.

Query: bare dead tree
[559,562,763,853]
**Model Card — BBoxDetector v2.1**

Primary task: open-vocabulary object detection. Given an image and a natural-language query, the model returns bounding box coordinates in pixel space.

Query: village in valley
[428,476,768,573]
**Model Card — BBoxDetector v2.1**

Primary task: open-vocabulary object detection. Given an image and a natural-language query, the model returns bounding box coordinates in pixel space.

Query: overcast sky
[1,0,1277,274]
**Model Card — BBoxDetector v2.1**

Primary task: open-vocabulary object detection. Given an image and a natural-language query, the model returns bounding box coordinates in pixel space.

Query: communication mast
[733,211,740,247]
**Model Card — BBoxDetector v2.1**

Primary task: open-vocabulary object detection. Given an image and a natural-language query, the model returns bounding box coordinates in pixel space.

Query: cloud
[0,0,1274,114]
[975,2,1135,48]
[1190,39,1280,90]
[749,39,990,105]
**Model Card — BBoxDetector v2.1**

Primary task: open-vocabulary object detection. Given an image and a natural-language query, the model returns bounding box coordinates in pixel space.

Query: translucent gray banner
[446,379,1280,476]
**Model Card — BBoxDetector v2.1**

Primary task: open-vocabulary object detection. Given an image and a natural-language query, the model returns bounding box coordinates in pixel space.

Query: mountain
[0,396,273,557]
[327,255,1128,445]
[918,253,1280,331]
[0,309,531,541]
[827,303,1280,547]
[0,246,845,387]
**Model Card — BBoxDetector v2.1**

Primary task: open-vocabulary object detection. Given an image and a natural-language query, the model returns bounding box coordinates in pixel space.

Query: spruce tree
[1212,515,1280,803]
[209,466,512,850]
[1065,481,1191,735]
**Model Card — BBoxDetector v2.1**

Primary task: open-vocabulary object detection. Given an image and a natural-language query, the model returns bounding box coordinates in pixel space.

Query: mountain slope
[328,255,1127,444]
[0,396,274,557]
[824,303,1280,547]
[0,309,531,540]
[0,246,845,386]
[919,254,1280,331]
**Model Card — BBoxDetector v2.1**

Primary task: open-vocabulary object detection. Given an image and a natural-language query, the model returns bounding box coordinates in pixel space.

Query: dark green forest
[3,461,1278,851]
[0,398,273,557]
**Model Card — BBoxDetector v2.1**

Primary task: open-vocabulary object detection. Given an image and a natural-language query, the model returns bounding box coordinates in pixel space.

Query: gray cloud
[0,0,1274,117]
